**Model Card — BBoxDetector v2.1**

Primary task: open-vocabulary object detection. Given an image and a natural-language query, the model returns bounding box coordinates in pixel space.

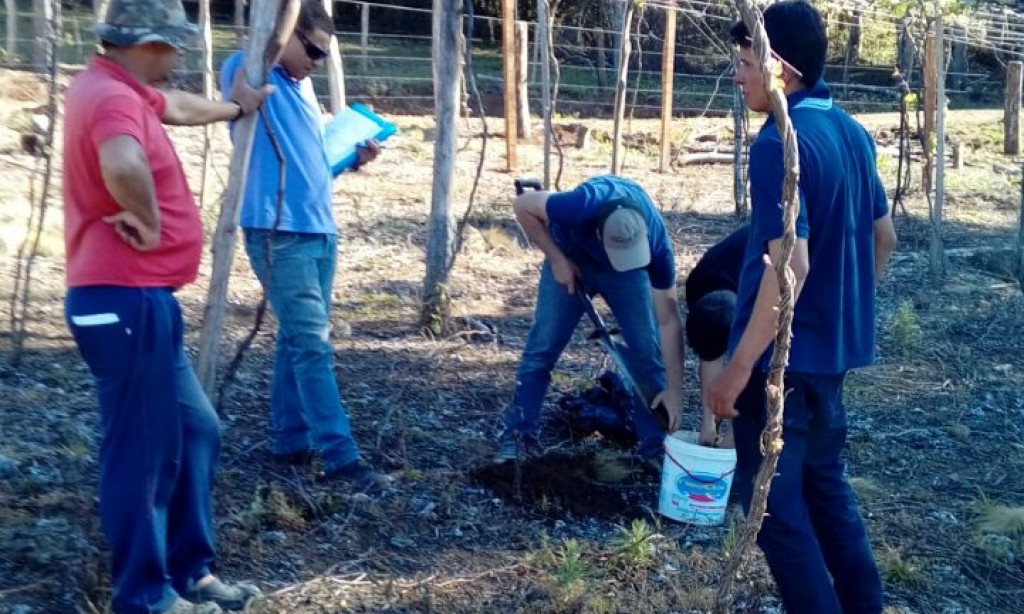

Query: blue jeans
[244,229,359,471]
[733,370,883,614]
[506,260,667,458]
[66,287,220,614]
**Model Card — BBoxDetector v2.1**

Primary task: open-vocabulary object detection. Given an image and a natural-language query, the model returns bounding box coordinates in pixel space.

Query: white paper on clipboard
[323,104,397,176]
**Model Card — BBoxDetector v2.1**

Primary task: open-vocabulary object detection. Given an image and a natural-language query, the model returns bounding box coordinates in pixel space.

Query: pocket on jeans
[68,313,135,380]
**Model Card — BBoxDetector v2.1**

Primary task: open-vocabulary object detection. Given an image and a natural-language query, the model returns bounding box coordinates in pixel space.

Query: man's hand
[551,255,580,294]
[103,210,161,251]
[354,139,381,169]
[706,360,751,420]
[230,69,275,116]
[650,387,683,432]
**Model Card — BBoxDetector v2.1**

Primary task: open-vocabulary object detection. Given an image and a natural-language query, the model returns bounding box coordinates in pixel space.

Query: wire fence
[0,0,1013,116]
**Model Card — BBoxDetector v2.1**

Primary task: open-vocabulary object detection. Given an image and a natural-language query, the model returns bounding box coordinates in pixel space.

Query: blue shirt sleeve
[646,224,677,290]
[748,134,809,252]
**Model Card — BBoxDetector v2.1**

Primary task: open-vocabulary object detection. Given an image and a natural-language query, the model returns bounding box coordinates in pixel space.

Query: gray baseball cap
[93,0,199,50]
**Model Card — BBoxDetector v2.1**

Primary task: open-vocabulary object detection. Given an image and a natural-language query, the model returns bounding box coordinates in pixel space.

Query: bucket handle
[663,443,735,485]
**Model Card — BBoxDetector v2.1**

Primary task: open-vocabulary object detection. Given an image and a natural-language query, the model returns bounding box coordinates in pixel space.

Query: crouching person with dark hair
[707,2,897,613]
[683,225,746,447]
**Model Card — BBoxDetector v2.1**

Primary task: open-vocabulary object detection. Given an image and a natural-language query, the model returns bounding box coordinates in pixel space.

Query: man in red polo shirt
[62,1,272,613]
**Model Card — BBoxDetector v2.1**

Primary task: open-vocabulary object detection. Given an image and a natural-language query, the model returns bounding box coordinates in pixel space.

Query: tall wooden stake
[324,0,346,112]
[32,0,54,71]
[421,0,462,333]
[611,0,634,175]
[198,0,215,208]
[1018,163,1024,289]
[714,1,799,610]
[196,0,292,396]
[360,2,370,73]
[931,16,946,278]
[1005,60,1022,155]
[515,20,532,139]
[501,0,517,170]
[538,0,552,188]
[659,4,676,174]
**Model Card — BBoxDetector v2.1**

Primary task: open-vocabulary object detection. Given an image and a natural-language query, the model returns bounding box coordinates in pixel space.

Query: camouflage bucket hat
[93,0,200,50]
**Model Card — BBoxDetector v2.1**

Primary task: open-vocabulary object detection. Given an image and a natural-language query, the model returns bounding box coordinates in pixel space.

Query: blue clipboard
[323,103,398,176]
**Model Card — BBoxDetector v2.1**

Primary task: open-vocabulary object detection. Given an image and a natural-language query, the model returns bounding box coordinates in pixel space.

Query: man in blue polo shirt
[707,2,898,612]
[220,0,383,491]
[496,175,686,466]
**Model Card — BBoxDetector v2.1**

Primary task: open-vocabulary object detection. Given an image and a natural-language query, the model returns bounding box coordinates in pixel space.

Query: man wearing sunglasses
[219,0,384,492]
[708,2,898,613]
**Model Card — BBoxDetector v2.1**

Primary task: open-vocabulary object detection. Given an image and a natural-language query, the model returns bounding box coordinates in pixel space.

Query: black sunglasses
[295,29,328,61]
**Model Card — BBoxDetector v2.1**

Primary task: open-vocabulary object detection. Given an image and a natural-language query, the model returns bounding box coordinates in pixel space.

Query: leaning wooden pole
[196,0,296,396]
[714,1,799,611]
[610,0,634,175]
[5,0,16,60]
[538,0,552,188]
[659,3,676,174]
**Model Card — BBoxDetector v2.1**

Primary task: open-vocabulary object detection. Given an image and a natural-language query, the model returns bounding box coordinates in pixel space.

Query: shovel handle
[514,178,544,195]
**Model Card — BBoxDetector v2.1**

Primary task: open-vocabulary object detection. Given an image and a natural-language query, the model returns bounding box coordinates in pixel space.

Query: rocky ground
[1,67,1022,613]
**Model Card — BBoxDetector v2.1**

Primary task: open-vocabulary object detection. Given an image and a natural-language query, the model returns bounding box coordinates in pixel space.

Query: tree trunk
[931,16,946,279]
[606,0,625,88]
[843,9,862,84]
[196,0,290,396]
[610,0,634,175]
[515,20,531,139]
[32,0,55,71]
[897,17,914,81]
[323,0,346,112]
[950,24,968,91]
[538,0,551,188]
[235,0,246,44]
[421,0,463,335]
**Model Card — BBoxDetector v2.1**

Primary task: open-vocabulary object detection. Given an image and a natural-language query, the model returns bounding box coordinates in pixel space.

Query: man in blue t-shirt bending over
[707,2,898,613]
[497,176,686,467]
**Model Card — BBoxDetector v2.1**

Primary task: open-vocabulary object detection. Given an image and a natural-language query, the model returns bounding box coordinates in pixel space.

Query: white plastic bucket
[658,431,737,526]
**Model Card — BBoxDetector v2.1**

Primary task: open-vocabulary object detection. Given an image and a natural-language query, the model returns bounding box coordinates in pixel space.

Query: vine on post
[714,1,800,611]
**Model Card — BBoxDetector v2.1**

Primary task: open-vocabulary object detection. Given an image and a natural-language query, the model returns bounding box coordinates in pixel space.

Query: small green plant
[554,539,590,587]
[977,504,1024,536]
[610,519,661,568]
[879,546,927,589]
[889,300,922,358]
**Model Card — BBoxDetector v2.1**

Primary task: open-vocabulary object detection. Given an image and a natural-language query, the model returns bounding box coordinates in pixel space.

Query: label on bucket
[658,432,736,526]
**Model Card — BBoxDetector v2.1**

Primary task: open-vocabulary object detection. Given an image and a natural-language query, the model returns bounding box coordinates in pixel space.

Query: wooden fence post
[1005,60,1022,155]
[199,0,215,208]
[501,0,517,170]
[610,0,635,175]
[360,1,370,73]
[515,20,531,139]
[196,0,289,396]
[659,4,676,174]
[6,0,18,60]
[324,0,346,112]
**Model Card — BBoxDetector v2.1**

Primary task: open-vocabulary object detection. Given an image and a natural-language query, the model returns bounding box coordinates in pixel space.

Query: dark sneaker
[271,448,314,466]
[494,431,540,463]
[161,597,222,614]
[323,460,388,493]
[186,579,261,611]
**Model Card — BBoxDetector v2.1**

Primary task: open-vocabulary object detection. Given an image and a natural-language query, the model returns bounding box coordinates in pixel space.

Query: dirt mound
[469,450,657,520]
